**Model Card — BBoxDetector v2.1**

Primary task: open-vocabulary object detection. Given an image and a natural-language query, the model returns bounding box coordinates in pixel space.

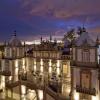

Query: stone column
[5,87,8,98]
[36,58,41,72]
[11,89,13,99]
[1,59,5,71]
[43,59,49,85]
[10,48,12,57]
[17,48,20,57]
[33,58,36,72]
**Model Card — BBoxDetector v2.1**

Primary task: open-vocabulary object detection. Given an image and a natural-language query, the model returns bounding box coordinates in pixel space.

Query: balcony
[0,70,11,76]
[76,85,96,96]
[61,55,71,60]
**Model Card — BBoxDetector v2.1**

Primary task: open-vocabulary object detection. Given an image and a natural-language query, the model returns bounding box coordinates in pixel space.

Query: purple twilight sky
[0,0,100,41]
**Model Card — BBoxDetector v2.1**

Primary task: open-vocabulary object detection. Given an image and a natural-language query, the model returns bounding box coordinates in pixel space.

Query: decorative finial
[50,34,52,42]
[40,36,42,43]
[96,36,99,45]
[24,41,26,46]
[82,26,86,32]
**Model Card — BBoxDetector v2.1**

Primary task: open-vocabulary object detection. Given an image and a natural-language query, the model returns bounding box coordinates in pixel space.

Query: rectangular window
[5,60,9,71]
[83,51,89,62]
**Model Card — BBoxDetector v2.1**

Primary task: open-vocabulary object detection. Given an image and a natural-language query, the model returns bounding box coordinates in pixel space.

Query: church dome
[9,31,22,46]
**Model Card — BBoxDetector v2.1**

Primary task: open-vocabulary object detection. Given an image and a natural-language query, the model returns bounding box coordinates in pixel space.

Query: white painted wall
[90,49,95,62]
[77,49,82,62]
[73,48,76,60]
[76,68,80,86]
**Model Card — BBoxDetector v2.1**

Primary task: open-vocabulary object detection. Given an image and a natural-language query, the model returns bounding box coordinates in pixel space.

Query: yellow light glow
[62,84,71,96]
[1,76,5,89]
[15,60,18,68]
[21,85,26,95]
[74,92,79,100]
[49,67,52,73]
[22,59,26,70]
[40,59,43,66]
[15,67,18,75]
[34,59,36,65]
[38,90,43,100]
[57,60,60,67]
[9,76,12,81]
[15,67,18,81]
[34,65,36,71]
[92,96,99,100]
[57,67,60,75]
[27,89,36,99]
[67,88,71,93]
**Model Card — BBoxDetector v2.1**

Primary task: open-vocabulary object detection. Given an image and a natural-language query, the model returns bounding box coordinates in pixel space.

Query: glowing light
[34,59,36,65]
[38,90,43,100]
[21,85,26,95]
[49,67,52,73]
[15,67,18,81]
[34,65,36,71]
[74,92,79,100]
[67,88,71,93]
[57,60,60,67]
[15,60,18,68]
[9,76,12,81]
[0,76,5,90]
[57,67,60,75]
[92,96,99,100]
[22,59,26,70]
[40,59,43,66]
[27,89,36,99]
[49,59,52,73]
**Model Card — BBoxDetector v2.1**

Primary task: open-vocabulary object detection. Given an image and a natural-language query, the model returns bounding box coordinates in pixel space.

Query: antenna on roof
[40,36,42,43]
[96,36,99,46]
[50,34,52,42]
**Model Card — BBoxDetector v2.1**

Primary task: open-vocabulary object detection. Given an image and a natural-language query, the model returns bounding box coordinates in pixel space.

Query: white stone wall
[76,68,80,86]
[77,49,82,62]
[5,47,10,57]
[73,48,76,60]
[1,60,5,71]
[90,49,95,62]
[73,68,77,88]
[73,67,80,95]
[17,48,20,57]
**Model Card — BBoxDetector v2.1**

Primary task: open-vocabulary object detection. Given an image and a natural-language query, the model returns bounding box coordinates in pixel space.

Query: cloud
[0,0,100,41]
[20,0,100,19]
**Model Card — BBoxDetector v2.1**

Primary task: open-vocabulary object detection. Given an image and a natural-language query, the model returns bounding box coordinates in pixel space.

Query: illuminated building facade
[71,31,100,100]
[0,31,71,100]
[0,30,100,100]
